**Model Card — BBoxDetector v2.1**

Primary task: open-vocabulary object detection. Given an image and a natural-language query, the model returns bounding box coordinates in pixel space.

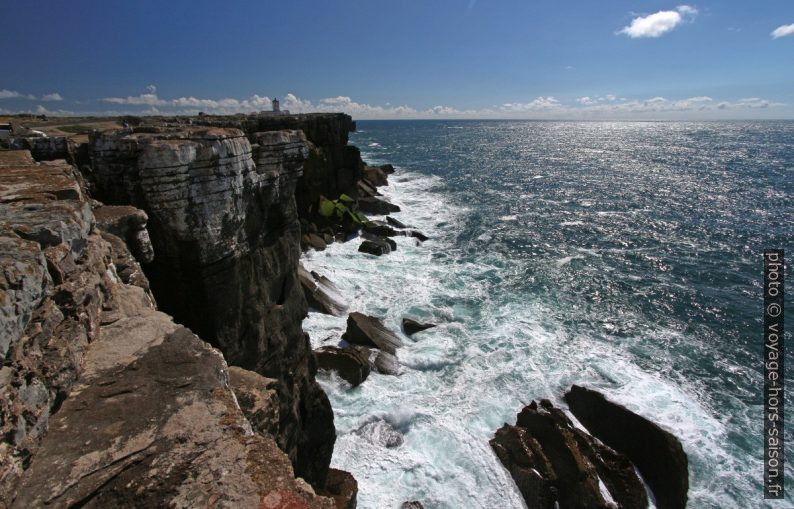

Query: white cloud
[619,5,698,38]
[0,89,36,100]
[501,97,560,111]
[771,23,794,39]
[41,92,63,101]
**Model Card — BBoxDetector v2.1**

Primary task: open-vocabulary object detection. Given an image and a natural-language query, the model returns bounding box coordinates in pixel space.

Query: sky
[1,0,793,120]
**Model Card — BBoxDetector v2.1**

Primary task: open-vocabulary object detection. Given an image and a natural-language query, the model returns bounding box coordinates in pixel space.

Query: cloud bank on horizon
[0,86,784,120]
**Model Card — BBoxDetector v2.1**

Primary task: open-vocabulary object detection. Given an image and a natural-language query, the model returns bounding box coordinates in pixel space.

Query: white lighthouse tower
[272,97,280,113]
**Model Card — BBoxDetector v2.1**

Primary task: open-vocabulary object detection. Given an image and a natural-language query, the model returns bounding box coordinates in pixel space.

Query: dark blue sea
[303,120,794,508]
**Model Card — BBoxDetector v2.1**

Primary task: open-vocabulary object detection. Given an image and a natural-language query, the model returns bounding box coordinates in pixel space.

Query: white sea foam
[301,163,769,508]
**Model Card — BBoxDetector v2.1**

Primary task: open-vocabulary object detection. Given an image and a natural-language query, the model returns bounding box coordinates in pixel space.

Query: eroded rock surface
[565,385,689,509]
[0,149,335,507]
[491,399,648,509]
[88,127,335,486]
[343,312,404,354]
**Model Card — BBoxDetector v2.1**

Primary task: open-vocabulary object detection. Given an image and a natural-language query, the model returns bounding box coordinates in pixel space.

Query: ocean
[302,120,793,508]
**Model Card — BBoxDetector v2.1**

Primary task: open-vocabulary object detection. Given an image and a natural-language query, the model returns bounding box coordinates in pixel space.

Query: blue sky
[1,0,792,119]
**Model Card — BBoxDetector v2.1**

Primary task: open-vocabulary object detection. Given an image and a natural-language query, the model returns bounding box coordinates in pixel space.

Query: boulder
[565,385,689,509]
[401,502,424,509]
[321,468,358,509]
[298,263,348,316]
[342,312,403,354]
[315,346,371,386]
[402,317,436,336]
[358,196,400,214]
[362,232,397,250]
[363,165,388,186]
[378,163,395,174]
[386,216,408,229]
[357,179,380,198]
[359,239,392,256]
[374,351,400,375]
[491,399,647,509]
[308,232,327,251]
[362,220,399,237]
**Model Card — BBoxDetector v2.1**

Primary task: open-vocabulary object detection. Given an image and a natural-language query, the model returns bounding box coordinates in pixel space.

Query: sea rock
[315,346,371,386]
[378,163,395,174]
[320,468,358,509]
[359,238,392,256]
[491,399,648,509]
[358,196,400,214]
[401,502,424,509]
[355,419,404,448]
[357,178,380,198]
[386,216,408,228]
[363,165,388,186]
[362,232,397,250]
[308,232,328,251]
[373,350,401,375]
[407,230,429,242]
[88,126,335,487]
[565,385,689,509]
[362,220,399,237]
[402,317,436,336]
[298,263,348,316]
[342,312,404,354]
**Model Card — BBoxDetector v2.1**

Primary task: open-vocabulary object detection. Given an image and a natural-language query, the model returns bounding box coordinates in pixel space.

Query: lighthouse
[272,97,280,113]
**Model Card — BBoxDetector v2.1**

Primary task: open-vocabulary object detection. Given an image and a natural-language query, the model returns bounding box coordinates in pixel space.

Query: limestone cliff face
[0,150,334,507]
[87,127,335,486]
[199,113,362,219]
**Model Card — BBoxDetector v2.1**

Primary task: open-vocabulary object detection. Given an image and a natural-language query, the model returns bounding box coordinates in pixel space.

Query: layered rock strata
[87,127,335,486]
[0,150,335,507]
[491,399,648,509]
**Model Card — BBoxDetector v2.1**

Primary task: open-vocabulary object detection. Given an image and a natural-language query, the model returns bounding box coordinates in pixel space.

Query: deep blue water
[303,120,793,508]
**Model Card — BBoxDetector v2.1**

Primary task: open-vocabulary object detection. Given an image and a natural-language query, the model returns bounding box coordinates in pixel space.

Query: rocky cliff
[0,149,335,507]
[86,126,335,486]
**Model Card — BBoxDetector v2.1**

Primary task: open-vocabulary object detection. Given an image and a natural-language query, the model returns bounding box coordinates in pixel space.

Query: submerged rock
[315,346,371,386]
[358,196,400,214]
[402,317,436,336]
[359,238,392,256]
[406,230,429,242]
[298,263,348,316]
[490,399,648,509]
[373,350,401,375]
[342,312,404,354]
[401,502,424,509]
[565,385,689,509]
[355,419,404,448]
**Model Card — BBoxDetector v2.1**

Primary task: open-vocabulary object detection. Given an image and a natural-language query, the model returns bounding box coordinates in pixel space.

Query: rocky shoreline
[1,113,688,508]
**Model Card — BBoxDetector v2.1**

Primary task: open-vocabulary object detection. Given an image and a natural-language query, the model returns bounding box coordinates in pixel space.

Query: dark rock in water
[363,165,388,186]
[315,346,371,386]
[342,312,403,354]
[401,502,424,509]
[491,399,648,509]
[359,238,392,256]
[298,263,348,316]
[374,350,400,375]
[378,163,395,175]
[565,385,689,509]
[308,232,327,251]
[228,366,281,439]
[362,232,397,250]
[362,220,399,237]
[320,468,358,509]
[355,419,404,448]
[386,216,408,229]
[402,317,436,336]
[358,196,400,214]
[407,230,429,242]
